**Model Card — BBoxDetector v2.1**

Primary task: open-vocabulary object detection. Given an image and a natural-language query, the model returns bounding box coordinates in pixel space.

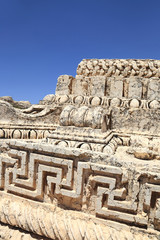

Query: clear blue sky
[0,0,160,104]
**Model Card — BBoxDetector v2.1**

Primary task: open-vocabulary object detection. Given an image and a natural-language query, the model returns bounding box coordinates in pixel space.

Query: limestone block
[60,105,105,129]
[110,79,123,98]
[73,75,90,96]
[55,75,74,95]
[128,78,142,99]
[0,222,47,240]
[148,80,160,100]
[2,140,160,236]
[90,76,106,97]
[111,108,160,134]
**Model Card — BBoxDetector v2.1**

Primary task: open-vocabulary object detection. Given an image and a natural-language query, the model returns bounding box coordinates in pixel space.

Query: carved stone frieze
[0,140,159,232]
[0,59,160,239]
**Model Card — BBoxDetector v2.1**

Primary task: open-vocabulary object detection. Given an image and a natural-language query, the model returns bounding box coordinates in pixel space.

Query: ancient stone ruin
[0,59,160,239]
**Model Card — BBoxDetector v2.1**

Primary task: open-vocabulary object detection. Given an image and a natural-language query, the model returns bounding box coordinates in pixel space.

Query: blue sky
[0,0,160,104]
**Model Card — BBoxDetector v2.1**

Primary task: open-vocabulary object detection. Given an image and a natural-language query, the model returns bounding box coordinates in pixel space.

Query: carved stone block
[110,79,123,98]
[73,75,90,96]
[128,78,142,99]
[1,58,160,239]
[90,76,106,97]
[55,75,74,95]
[148,80,160,100]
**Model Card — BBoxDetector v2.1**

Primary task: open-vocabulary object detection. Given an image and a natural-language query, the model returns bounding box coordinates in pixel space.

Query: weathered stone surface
[0,192,158,240]
[0,222,48,239]
[55,75,74,95]
[0,59,160,239]
[128,78,142,99]
[73,75,90,96]
[148,80,160,100]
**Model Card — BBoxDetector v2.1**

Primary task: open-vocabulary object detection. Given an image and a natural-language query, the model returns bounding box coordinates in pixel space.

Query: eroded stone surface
[0,59,160,239]
[0,222,48,240]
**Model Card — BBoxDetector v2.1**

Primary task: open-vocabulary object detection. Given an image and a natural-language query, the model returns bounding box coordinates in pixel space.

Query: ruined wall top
[56,59,160,101]
[76,59,160,77]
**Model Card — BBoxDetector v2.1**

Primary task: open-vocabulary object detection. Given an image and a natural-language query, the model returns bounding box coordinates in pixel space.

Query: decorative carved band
[0,125,55,139]
[45,94,160,109]
[77,59,160,78]
[48,128,123,154]
[0,140,160,232]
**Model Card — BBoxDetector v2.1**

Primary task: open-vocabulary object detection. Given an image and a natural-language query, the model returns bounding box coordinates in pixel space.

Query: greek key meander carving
[0,140,160,232]
[46,95,160,109]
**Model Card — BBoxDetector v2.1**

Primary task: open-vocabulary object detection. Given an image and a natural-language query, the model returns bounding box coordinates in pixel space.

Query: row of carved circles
[77,59,160,77]
[52,139,119,154]
[55,95,160,109]
[0,129,51,139]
